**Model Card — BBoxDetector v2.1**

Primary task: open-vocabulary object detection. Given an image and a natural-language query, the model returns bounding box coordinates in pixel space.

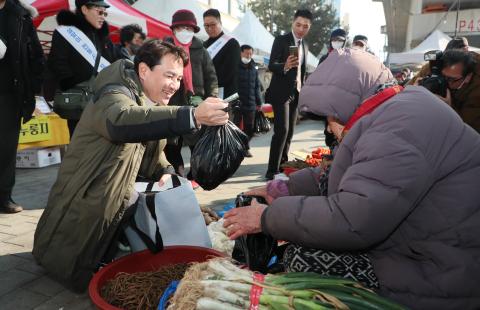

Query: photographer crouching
[413,49,480,133]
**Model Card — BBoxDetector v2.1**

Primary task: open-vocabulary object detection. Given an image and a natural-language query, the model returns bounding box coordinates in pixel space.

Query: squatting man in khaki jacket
[32,40,229,290]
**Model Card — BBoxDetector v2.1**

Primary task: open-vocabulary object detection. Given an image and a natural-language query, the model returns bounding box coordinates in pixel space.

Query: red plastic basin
[88,246,225,310]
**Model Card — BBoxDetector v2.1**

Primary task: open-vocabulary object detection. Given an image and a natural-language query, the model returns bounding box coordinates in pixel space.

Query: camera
[235,194,266,208]
[418,50,447,97]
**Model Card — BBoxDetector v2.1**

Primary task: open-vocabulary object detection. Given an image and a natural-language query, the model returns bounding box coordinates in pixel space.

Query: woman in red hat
[163,9,219,189]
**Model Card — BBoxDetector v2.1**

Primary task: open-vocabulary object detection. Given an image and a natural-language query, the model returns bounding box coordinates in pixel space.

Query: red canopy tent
[29,0,172,51]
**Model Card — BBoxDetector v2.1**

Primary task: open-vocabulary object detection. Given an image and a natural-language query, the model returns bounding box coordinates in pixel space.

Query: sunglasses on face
[92,8,108,17]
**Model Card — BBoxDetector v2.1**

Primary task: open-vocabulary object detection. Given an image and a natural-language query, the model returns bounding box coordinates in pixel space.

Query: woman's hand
[244,185,275,205]
[158,174,171,187]
[223,199,267,240]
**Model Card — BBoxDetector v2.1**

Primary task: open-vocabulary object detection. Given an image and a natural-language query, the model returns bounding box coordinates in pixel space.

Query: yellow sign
[18,114,70,150]
[18,116,52,144]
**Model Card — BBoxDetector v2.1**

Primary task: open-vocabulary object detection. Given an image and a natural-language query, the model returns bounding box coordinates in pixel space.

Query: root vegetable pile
[100,263,189,310]
[280,160,310,170]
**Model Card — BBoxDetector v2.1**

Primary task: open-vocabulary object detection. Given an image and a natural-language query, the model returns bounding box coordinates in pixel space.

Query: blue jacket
[238,60,262,111]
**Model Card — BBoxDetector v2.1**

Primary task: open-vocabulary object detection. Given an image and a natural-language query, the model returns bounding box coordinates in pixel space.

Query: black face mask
[447,78,468,94]
[130,43,141,55]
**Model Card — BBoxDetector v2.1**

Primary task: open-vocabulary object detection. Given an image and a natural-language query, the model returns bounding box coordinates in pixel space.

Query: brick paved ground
[0,120,324,309]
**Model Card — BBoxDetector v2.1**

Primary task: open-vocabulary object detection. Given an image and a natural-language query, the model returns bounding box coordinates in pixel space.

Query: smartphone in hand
[289,45,299,58]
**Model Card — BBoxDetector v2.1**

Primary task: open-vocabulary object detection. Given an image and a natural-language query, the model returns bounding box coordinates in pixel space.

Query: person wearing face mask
[116,23,146,60]
[47,0,120,137]
[409,37,470,86]
[316,28,348,149]
[33,40,229,291]
[163,9,218,188]
[437,49,480,133]
[235,44,263,157]
[318,28,347,65]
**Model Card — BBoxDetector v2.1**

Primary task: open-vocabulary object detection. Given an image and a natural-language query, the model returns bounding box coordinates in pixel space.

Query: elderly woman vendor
[223,49,480,310]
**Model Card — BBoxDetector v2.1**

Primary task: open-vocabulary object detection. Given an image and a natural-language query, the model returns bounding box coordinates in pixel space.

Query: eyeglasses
[445,75,465,83]
[92,8,108,17]
[203,23,218,29]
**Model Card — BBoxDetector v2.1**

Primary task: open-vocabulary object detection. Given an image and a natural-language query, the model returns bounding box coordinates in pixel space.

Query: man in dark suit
[265,9,312,180]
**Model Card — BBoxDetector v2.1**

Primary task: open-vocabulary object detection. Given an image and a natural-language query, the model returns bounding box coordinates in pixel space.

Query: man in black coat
[203,8,240,99]
[47,0,118,136]
[0,0,44,213]
[265,9,312,180]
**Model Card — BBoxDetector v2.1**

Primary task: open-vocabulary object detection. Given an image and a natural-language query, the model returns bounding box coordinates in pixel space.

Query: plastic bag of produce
[191,121,249,190]
[232,194,277,273]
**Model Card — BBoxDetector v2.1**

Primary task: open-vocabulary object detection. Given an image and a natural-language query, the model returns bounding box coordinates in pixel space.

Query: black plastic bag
[254,114,261,133]
[260,113,271,133]
[254,110,271,133]
[191,122,249,190]
[232,194,277,273]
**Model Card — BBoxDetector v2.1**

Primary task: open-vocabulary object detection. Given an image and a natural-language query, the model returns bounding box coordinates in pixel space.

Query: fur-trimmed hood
[6,0,38,18]
[56,9,110,40]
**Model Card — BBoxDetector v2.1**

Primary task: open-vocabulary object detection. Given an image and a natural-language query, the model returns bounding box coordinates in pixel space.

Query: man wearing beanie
[164,9,218,189]
[352,34,368,51]
[203,8,240,99]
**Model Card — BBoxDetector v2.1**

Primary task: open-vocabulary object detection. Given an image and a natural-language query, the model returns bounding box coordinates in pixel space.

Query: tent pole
[454,0,460,37]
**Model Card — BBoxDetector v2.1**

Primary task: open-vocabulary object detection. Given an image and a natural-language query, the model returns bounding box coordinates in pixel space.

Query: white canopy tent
[232,10,318,70]
[389,30,480,65]
[232,10,273,56]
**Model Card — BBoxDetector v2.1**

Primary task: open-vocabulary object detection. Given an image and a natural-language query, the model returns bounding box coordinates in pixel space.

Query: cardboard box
[16,147,61,168]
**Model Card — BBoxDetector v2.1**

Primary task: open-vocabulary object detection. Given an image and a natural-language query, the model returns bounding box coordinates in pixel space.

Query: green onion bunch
[168,258,408,310]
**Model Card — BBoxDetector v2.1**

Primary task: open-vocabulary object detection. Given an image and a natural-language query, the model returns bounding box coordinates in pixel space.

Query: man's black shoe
[1,200,23,213]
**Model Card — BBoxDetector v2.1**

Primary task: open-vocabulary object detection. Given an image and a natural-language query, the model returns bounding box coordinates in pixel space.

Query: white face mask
[331,41,344,50]
[175,29,194,44]
[241,57,251,64]
[0,38,6,60]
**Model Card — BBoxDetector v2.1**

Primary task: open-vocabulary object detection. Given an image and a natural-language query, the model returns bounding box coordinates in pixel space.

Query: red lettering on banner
[459,20,466,32]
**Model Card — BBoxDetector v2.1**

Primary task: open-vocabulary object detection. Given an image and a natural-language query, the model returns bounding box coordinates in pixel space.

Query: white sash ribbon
[56,25,111,73]
[207,33,232,60]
